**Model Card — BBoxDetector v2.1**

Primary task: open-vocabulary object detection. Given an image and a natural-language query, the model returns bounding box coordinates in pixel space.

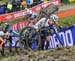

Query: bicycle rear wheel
[15,40,28,55]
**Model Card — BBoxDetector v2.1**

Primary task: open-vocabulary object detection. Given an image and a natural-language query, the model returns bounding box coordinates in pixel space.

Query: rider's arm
[35,10,43,23]
[54,21,63,29]
[51,14,62,28]
[54,21,60,26]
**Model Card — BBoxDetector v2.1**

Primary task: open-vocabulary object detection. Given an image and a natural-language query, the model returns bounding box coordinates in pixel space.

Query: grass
[0,0,9,2]
[58,16,75,27]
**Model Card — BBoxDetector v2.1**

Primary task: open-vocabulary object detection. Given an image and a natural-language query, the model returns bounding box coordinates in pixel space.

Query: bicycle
[15,15,41,53]
[19,3,63,51]
[0,31,11,56]
[1,23,22,53]
[20,26,41,51]
[15,3,62,51]
[15,7,43,52]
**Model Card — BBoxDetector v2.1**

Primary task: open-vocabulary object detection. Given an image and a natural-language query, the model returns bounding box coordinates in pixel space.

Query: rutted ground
[1,46,75,61]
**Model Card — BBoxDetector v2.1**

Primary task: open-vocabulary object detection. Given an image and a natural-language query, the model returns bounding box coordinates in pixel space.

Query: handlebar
[42,3,59,17]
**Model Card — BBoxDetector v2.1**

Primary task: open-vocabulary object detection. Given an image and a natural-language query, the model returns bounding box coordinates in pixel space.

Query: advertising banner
[5,25,75,49]
[0,0,60,22]
[49,25,75,49]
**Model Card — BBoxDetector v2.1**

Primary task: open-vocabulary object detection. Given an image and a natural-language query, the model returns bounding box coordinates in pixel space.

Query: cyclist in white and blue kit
[25,4,63,50]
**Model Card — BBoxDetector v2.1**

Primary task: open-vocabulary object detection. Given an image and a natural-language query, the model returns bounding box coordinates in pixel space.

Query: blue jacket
[26,0,31,5]
[0,7,4,14]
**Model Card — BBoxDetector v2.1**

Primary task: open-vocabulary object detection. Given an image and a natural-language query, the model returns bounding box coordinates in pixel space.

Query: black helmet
[4,23,10,33]
[5,23,10,26]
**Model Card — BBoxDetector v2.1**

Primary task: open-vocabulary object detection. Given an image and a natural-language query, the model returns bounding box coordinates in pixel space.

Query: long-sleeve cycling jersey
[32,14,58,29]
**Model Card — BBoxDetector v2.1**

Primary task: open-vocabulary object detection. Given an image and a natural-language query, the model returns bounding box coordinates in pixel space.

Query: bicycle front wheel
[20,26,41,51]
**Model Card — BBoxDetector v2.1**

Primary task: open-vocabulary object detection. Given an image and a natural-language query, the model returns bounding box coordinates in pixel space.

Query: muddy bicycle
[17,3,63,52]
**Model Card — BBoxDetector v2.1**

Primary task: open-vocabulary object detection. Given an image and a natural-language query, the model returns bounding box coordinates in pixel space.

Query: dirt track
[0,46,75,61]
[59,3,75,12]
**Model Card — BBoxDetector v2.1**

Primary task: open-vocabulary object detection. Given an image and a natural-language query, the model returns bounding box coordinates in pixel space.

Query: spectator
[10,0,15,3]
[2,2,8,13]
[26,0,33,8]
[7,2,13,13]
[40,0,44,3]
[11,0,16,12]
[44,0,49,3]
[10,0,16,12]
[0,4,4,15]
[33,0,40,6]
[21,0,27,10]
[16,0,21,11]
[0,0,46,14]
[12,0,20,11]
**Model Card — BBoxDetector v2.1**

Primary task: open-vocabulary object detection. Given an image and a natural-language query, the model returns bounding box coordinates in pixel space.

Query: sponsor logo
[6,15,13,19]
[49,29,73,49]
[14,12,26,18]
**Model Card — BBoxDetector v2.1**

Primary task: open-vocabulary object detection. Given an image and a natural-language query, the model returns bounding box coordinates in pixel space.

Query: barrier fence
[49,25,75,49]
[0,0,60,22]
[11,9,75,31]
[4,25,75,49]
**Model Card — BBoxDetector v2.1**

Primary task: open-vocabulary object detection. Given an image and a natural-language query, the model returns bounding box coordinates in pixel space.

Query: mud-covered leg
[45,35,50,50]
[0,37,5,56]
[1,44,5,56]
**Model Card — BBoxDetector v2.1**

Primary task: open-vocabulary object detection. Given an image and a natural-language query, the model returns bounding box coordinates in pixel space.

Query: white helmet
[0,31,5,36]
[50,14,58,21]
[26,9,32,14]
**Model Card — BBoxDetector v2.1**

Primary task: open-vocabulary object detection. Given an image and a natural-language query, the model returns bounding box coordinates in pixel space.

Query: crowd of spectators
[0,0,49,15]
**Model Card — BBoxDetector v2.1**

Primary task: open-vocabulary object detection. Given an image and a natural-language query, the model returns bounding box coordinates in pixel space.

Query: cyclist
[24,4,63,50]
[4,23,19,36]
[3,23,19,52]
[0,28,5,56]
[25,9,37,20]
[32,4,63,50]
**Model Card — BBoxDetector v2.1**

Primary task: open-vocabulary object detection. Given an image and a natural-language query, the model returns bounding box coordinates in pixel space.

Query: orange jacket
[21,1,27,8]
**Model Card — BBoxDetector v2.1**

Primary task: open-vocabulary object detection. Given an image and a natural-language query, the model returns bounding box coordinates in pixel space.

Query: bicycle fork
[50,25,64,47]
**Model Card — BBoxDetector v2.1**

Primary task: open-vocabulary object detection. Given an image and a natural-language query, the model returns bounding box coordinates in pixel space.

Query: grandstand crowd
[0,0,49,15]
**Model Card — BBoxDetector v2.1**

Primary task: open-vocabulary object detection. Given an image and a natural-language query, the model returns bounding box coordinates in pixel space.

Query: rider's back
[33,14,58,29]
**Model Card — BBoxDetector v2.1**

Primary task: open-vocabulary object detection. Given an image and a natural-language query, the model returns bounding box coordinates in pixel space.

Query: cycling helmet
[0,31,5,36]
[5,23,10,26]
[50,14,58,21]
[4,23,10,33]
[26,9,33,14]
